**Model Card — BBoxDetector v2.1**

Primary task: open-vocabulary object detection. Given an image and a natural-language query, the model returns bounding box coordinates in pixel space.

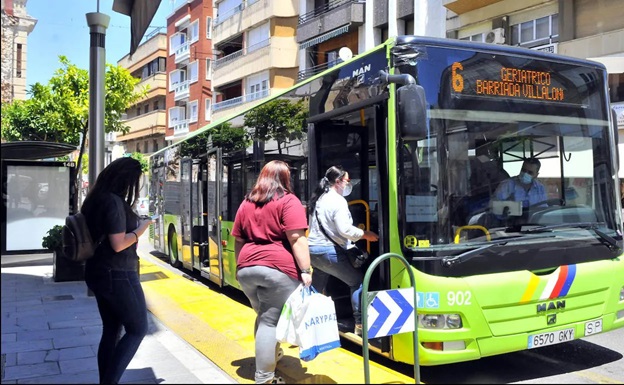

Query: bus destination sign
[451,61,567,103]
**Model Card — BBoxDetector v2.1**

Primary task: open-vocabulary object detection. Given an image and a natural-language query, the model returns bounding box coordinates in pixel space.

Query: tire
[168,227,181,268]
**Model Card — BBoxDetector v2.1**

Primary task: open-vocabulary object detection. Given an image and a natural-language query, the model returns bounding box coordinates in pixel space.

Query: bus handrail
[348,199,370,253]
[361,252,420,384]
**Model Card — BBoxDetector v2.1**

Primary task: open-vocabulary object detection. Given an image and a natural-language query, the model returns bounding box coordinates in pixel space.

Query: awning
[300,24,350,50]
[1,141,77,160]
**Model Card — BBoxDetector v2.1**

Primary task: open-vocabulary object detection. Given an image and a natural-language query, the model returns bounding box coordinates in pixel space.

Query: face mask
[342,182,353,197]
[519,172,533,184]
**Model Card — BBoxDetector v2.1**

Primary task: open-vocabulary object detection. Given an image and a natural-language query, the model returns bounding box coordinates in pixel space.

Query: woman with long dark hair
[81,157,152,384]
[232,160,312,384]
[307,165,378,337]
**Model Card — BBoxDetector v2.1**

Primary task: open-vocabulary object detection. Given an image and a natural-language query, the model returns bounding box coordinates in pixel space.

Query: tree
[129,152,148,173]
[1,55,146,206]
[243,99,308,155]
[180,123,251,158]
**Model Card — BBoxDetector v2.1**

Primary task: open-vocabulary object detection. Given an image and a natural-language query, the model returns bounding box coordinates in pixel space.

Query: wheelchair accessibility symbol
[416,292,439,309]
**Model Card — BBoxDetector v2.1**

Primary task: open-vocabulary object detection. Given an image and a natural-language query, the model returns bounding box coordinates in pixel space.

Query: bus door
[312,107,379,319]
[200,148,224,286]
[150,157,165,252]
[180,158,193,269]
[190,159,207,271]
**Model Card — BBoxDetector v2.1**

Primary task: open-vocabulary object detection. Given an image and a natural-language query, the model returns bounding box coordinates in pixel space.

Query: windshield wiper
[441,243,497,267]
[521,222,621,251]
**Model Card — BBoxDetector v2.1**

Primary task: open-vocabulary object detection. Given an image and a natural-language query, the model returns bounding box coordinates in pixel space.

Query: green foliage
[209,122,251,152]
[42,225,64,251]
[1,55,146,145]
[180,123,251,158]
[243,99,308,153]
[129,152,149,173]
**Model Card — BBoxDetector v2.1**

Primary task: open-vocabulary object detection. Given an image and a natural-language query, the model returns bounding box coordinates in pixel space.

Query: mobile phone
[151,214,159,220]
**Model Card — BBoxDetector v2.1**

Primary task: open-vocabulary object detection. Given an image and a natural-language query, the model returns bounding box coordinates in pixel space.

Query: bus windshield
[393,42,621,276]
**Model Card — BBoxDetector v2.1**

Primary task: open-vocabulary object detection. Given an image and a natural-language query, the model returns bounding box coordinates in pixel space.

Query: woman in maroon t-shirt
[232,160,312,384]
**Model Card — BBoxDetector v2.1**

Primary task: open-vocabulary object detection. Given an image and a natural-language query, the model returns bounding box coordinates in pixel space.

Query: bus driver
[493,157,547,208]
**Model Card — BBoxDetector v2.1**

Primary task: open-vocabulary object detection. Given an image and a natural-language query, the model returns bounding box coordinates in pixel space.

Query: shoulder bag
[314,211,368,269]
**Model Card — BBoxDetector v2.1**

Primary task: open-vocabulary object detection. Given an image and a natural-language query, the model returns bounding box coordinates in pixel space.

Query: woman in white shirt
[307,165,378,336]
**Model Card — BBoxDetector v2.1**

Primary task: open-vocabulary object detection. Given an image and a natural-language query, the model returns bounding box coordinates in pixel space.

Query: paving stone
[58,356,98,374]
[3,362,60,381]
[17,350,47,365]
[58,346,94,360]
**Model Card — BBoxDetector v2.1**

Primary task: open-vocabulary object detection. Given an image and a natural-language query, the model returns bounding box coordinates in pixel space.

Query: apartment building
[211,0,300,120]
[117,31,168,155]
[0,0,36,103]
[296,0,446,81]
[166,0,214,142]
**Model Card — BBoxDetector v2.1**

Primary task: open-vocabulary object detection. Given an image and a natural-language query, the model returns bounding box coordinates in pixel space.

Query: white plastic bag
[292,286,341,361]
[275,284,304,346]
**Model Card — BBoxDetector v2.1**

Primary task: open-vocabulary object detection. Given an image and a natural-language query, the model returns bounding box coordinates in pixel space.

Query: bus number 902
[447,291,472,306]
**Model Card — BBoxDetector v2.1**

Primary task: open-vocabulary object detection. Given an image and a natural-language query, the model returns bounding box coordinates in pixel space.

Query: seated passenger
[494,157,547,209]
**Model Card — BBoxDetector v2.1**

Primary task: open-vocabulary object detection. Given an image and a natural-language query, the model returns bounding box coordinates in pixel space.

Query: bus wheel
[168,228,181,268]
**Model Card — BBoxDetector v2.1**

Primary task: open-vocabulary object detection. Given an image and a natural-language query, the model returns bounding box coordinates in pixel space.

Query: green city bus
[148,35,624,366]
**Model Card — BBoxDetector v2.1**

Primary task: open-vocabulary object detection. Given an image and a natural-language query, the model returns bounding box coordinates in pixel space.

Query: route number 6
[447,291,472,306]
[451,62,464,93]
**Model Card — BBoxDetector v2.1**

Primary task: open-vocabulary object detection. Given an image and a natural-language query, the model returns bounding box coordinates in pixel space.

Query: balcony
[173,120,189,137]
[213,38,297,87]
[213,0,298,45]
[296,0,364,45]
[174,42,190,64]
[137,73,167,98]
[297,60,341,81]
[117,111,167,141]
[173,80,190,101]
[442,0,503,15]
[213,88,270,113]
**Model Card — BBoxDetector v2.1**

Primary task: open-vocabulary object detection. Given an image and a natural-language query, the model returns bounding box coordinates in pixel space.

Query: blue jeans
[309,245,363,324]
[85,267,148,384]
[237,266,300,384]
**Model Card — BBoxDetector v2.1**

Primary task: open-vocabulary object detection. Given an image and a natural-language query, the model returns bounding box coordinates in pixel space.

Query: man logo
[537,300,565,314]
[547,314,557,325]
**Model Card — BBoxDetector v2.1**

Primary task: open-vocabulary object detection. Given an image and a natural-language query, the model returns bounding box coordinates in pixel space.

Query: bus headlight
[620,286,624,301]
[418,314,463,329]
[446,314,463,329]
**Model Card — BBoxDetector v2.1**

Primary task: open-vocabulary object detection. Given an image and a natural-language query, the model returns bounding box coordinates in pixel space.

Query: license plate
[528,328,575,349]
[584,319,602,336]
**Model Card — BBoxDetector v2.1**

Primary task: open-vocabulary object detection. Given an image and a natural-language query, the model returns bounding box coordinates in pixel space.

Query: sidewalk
[1,254,237,384]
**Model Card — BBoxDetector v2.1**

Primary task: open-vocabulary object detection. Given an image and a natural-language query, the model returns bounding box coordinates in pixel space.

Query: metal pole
[85,12,110,190]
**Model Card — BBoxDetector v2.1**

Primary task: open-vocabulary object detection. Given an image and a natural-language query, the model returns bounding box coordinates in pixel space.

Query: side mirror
[397,84,428,140]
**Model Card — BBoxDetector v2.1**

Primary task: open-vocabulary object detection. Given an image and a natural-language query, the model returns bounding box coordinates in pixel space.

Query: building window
[189,100,198,123]
[136,106,141,116]
[153,140,159,152]
[189,61,199,83]
[144,105,149,114]
[189,20,200,43]
[460,33,484,42]
[143,141,148,153]
[205,99,211,120]
[510,14,558,47]
[206,59,212,80]
[206,16,212,39]
[16,44,22,78]
[153,101,159,111]
[136,143,140,152]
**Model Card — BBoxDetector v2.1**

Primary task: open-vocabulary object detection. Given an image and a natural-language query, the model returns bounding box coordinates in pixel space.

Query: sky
[25,0,185,90]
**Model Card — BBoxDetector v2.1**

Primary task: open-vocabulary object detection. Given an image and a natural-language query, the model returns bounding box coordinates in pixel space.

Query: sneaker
[276,347,284,362]
[354,324,363,336]
[265,376,285,384]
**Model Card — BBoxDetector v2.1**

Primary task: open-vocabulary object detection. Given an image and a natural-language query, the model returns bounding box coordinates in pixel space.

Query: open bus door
[200,148,224,286]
